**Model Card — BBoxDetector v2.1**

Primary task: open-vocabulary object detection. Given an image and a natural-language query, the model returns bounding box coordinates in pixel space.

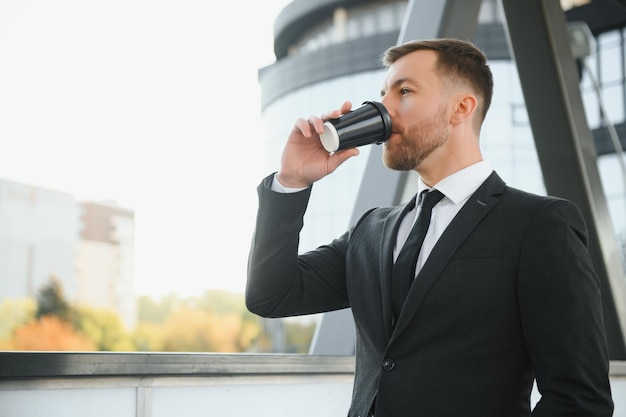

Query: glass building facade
[259,0,626,271]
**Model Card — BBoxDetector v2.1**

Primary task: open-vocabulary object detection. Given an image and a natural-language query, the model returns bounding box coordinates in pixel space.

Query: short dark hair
[381,38,494,126]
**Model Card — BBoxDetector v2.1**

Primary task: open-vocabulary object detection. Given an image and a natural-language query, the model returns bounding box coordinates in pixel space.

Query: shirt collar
[417,160,493,205]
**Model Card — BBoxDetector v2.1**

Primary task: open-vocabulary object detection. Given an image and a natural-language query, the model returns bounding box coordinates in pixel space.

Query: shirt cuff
[271,173,308,193]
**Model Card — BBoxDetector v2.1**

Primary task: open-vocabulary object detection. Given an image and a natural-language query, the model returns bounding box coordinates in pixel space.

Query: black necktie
[392,189,445,322]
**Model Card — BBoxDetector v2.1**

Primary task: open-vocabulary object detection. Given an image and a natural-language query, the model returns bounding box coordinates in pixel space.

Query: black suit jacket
[246,171,613,416]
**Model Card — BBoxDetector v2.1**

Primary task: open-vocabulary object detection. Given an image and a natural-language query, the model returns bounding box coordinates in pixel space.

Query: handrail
[0,352,356,380]
[2,352,625,382]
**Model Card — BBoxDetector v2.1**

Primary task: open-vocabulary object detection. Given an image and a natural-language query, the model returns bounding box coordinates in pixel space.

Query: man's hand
[276,101,360,188]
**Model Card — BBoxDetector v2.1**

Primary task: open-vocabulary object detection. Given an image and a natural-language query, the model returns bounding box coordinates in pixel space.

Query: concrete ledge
[0,352,356,379]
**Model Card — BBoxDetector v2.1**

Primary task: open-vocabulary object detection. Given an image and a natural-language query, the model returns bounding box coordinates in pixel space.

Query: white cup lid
[319,122,339,152]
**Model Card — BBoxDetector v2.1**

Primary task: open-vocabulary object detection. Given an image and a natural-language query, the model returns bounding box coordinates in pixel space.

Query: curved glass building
[260,0,624,263]
[258,0,626,352]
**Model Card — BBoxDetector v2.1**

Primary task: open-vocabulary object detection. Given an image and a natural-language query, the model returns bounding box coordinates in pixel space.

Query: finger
[339,100,353,114]
[320,107,343,121]
[320,101,353,122]
[307,115,327,135]
[294,117,312,137]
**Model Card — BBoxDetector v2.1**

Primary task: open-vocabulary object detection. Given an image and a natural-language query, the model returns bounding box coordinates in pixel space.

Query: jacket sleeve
[245,174,350,318]
[519,199,614,416]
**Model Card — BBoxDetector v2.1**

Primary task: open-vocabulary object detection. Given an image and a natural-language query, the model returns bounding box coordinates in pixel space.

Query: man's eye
[400,88,411,95]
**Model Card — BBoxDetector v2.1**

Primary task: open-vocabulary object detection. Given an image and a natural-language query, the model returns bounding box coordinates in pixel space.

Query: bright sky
[0,0,292,297]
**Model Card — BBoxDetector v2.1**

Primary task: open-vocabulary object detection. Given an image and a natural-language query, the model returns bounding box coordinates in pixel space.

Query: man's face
[379,50,452,171]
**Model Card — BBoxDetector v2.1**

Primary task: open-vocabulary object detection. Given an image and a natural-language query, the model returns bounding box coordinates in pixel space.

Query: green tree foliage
[134,290,264,352]
[74,306,135,351]
[36,276,73,322]
[160,309,232,352]
[137,294,176,323]
[0,298,36,348]
[133,321,165,352]
[285,319,317,354]
[4,285,315,353]
[133,290,316,353]
[5,278,135,351]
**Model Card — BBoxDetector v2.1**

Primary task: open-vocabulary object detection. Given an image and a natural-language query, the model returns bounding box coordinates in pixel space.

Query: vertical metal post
[136,382,152,417]
[501,0,626,358]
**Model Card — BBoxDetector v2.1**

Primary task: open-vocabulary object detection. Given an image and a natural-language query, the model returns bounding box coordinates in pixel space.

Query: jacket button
[382,358,395,371]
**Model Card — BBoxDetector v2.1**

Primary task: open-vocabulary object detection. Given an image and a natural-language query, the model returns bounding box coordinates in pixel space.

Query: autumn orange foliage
[10,315,96,351]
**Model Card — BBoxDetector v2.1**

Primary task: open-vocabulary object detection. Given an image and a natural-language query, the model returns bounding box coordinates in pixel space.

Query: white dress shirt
[271,160,493,278]
[395,160,493,277]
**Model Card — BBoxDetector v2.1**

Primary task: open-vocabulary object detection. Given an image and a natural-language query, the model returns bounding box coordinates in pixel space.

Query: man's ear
[450,94,477,126]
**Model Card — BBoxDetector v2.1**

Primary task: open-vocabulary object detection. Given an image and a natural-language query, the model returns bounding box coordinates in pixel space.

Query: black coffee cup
[319,101,392,152]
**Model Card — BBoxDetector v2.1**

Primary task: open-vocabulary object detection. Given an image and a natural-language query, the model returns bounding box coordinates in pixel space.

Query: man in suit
[246,38,613,416]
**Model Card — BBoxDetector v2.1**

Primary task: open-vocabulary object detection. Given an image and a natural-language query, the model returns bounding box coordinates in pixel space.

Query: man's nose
[380,95,393,118]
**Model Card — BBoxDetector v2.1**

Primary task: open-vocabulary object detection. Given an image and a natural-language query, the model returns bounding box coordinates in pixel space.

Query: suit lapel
[391,172,506,339]
[380,200,414,339]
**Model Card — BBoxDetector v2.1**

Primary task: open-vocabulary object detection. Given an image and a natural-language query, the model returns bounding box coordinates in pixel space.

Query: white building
[0,179,79,301]
[76,201,136,329]
[0,179,136,329]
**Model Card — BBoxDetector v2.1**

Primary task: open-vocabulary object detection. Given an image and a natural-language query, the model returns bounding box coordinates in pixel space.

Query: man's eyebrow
[380,77,416,96]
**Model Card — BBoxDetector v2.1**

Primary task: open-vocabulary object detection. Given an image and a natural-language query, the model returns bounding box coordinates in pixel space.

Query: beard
[382,108,449,171]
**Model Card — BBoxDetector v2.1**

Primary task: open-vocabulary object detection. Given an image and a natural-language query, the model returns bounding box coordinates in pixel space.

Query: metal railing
[0,352,355,417]
[2,353,626,416]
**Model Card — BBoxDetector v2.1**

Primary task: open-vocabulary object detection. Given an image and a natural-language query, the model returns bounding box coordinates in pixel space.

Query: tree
[160,308,216,351]
[74,306,136,351]
[0,298,36,340]
[36,276,73,322]
[137,295,173,323]
[134,291,264,352]
[133,321,166,351]
[285,319,317,354]
[10,315,96,351]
